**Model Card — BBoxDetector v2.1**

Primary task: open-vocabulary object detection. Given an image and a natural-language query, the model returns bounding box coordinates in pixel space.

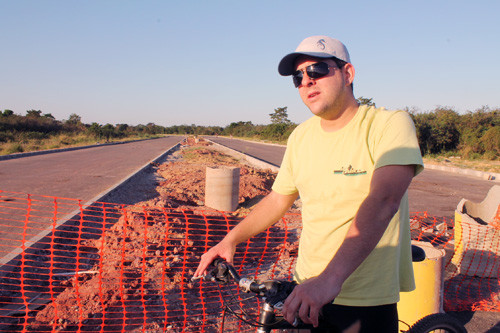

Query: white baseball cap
[278,36,351,76]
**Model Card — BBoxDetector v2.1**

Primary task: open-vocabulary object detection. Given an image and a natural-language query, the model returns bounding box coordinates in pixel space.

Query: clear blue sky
[1,0,498,126]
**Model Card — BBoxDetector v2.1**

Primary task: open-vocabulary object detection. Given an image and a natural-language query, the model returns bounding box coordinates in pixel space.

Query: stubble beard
[307,90,346,121]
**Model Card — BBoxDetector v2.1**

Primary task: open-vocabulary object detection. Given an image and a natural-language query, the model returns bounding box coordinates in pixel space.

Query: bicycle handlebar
[194,259,314,332]
[198,259,298,308]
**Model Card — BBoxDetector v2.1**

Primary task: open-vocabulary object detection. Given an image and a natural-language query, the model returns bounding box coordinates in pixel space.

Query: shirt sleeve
[372,111,424,176]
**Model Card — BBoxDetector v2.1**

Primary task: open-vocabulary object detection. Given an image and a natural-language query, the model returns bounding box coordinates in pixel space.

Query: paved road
[206,136,286,167]
[0,137,184,200]
[205,136,496,219]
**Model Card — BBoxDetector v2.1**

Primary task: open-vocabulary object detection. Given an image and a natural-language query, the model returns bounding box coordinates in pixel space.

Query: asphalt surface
[0,137,183,200]
[207,136,286,168]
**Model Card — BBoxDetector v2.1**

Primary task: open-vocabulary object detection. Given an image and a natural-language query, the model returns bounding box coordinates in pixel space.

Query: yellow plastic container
[398,241,445,330]
[452,210,464,267]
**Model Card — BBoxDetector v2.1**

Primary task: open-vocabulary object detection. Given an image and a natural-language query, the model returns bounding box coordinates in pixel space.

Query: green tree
[480,126,500,159]
[431,107,460,153]
[408,110,434,155]
[116,123,129,134]
[1,110,14,117]
[145,122,165,135]
[269,107,291,125]
[356,97,376,107]
[223,121,255,137]
[101,124,115,142]
[261,123,297,141]
[88,122,102,139]
[458,107,499,158]
[66,113,82,125]
[26,110,42,117]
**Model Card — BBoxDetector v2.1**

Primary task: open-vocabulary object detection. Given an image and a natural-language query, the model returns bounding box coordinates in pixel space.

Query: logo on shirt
[333,165,367,176]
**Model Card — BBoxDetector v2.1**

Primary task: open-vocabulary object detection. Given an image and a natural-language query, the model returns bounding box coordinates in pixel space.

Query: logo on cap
[317,39,326,50]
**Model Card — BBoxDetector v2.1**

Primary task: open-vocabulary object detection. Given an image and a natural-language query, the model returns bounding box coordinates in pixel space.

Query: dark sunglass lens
[307,62,330,79]
[292,72,303,88]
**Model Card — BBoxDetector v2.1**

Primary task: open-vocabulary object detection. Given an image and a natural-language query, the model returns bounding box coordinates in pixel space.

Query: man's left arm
[282,164,415,327]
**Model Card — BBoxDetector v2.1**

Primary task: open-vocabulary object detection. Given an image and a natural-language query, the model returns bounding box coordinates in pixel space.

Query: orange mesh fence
[0,191,498,332]
[410,212,499,312]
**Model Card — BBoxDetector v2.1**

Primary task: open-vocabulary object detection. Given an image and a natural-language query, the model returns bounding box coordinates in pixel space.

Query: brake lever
[192,258,232,283]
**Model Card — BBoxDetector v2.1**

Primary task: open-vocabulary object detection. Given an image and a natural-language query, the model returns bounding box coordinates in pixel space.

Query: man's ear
[343,63,355,86]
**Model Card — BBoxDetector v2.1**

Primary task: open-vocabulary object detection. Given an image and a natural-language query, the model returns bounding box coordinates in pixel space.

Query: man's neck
[320,101,360,132]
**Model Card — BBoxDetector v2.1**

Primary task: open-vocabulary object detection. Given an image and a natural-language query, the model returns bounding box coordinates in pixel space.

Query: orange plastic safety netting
[410,212,499,312]
[0,191,498,332]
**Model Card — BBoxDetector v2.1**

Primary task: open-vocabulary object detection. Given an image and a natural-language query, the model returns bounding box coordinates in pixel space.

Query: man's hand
[193,240,235,279]
[282,274,341,327]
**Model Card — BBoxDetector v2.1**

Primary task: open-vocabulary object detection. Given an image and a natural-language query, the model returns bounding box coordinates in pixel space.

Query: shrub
[0,132,13,143]
[480,126,499,159]
[5,143,23,154]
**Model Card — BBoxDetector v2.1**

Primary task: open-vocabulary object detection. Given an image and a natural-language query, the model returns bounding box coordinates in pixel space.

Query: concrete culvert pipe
[205,166,240,211]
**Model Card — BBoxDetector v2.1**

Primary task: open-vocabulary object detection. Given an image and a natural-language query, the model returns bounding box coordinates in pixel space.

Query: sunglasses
[292,62,336,88]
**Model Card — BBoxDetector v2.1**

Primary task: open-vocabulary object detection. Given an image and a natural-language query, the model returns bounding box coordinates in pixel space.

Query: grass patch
[0,133,167,156]
[423,156,500,173]
[3,143,24,154]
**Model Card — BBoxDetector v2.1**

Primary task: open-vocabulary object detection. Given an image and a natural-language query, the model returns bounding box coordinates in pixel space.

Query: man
[194,35,423,332]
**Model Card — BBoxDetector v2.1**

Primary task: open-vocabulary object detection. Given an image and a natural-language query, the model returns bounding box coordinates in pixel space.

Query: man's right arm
[193,190,298,277]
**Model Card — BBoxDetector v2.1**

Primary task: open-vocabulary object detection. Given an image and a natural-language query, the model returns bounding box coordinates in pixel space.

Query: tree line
[408,106,498,159]
[0,107,297,155]
[1,102,498,160]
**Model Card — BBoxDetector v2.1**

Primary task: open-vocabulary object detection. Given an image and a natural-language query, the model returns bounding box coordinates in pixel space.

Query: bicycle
[195,245,467,333]
[195,258,313,332]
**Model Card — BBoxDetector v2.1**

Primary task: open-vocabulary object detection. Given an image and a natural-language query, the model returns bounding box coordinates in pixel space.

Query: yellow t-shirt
[272,105,424,306]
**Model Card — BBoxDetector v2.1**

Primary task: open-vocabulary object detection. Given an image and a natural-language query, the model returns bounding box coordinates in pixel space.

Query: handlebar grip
[204,258,241,283]
[264,280,297,308]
